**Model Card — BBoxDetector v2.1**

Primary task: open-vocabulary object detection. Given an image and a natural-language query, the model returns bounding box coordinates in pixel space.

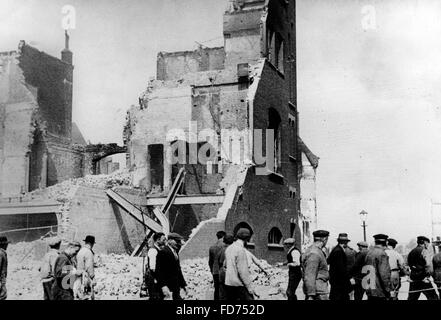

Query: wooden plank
[106,189,162,233]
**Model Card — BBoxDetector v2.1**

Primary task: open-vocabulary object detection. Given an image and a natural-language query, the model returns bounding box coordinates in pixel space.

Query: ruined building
[122,0,319,262]
[0,34,83,197]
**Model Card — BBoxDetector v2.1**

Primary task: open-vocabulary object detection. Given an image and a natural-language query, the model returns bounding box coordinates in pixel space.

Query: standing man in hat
[208,230,226,300]
[283,237,302,300]
[146,232,166,300]
[301,230,330,300]
[39,237,61,300]
[407,236,439,300]
[52,241,82,300]
[350,241,369,300]
[386,238,406,300]
[75,235,96,300]
[156,232,187,300]
[0,236,10,300]
[328,233,352,300]
[364,234,392,300]
[223,228,256,300]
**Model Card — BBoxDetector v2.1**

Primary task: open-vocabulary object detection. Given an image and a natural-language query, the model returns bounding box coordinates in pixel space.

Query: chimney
[61,30,73,64]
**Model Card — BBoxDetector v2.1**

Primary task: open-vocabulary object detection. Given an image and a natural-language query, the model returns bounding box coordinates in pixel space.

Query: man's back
[76,247,95,279]
[209,240,224,275]
[224,241,251,288]
[40,248,59,280]
[301,244,329,296]
[364,246,391,297]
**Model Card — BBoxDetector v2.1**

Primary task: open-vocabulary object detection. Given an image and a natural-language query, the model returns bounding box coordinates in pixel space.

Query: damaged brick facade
[0,38,84,197]
[124,0,318,262]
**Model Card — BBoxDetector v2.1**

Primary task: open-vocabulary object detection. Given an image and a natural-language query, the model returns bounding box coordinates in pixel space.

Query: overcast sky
[1,0,441,246]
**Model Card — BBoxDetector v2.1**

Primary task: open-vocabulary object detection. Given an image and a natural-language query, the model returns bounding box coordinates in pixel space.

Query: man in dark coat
[156,232,187,300]
[407,236,439,300]
[0,236,10,300]
[349,241,369,300]
[208,230,225,300]
[364,234,392,300]
[218,234,234,300]
[52,241,82,300]
[328,233,352,300]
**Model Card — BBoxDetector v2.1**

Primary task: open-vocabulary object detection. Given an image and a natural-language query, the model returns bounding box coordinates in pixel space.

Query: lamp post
[359,210,368,242]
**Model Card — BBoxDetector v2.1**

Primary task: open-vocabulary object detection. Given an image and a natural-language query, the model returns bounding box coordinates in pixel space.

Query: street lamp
[359,210,368,242]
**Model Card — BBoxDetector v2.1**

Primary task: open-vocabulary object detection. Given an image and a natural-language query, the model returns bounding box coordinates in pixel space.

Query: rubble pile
[7,243,42,300]
[93,254,143,300]
[27,169,132,234]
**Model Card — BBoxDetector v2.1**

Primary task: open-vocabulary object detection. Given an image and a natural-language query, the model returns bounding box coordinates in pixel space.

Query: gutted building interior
[121,0,319,262]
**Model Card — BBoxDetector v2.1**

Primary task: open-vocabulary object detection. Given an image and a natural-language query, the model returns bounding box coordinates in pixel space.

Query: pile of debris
[23,170,133,234]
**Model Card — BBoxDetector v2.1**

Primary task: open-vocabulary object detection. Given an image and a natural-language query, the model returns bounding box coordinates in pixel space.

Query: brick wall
[157,47,225,81]
[18,44,73,139]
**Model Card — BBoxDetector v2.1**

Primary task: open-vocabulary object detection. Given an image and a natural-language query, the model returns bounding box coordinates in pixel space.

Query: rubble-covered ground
[6,242,296,300]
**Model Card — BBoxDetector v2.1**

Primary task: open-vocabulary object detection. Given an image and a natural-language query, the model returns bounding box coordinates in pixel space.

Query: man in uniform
[350,241,369,300]
[385,238,406,300]
[52,241,82,300]
[39,237,61,300]
[328,233,352,300]
[301,230,330,300]
[364,234,392,300]
[0,236,10,300]
[283,237,302,300]
[208,231,226,300]
[407,236,439,300]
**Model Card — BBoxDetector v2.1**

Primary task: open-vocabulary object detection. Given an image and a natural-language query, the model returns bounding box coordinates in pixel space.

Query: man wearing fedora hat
[328,233,352,300]
[75,235,96,300]
[0,236,10,300]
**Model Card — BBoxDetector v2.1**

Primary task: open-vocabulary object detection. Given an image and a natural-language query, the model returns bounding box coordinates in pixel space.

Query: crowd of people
[0,235,96,300]
[206,229,441,301]
[1,228,441,301]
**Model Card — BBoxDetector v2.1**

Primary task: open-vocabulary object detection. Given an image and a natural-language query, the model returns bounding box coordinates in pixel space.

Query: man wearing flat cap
[364,234,392,300]
[39,237,61,300]
[407,236,439,300]
[223,228,256,300]
[328,233,352,300]
[156,232,187,300]
[385,238,406,300]
[0,236,10,300]
[301,230,330,300]
[349,241,369,300]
